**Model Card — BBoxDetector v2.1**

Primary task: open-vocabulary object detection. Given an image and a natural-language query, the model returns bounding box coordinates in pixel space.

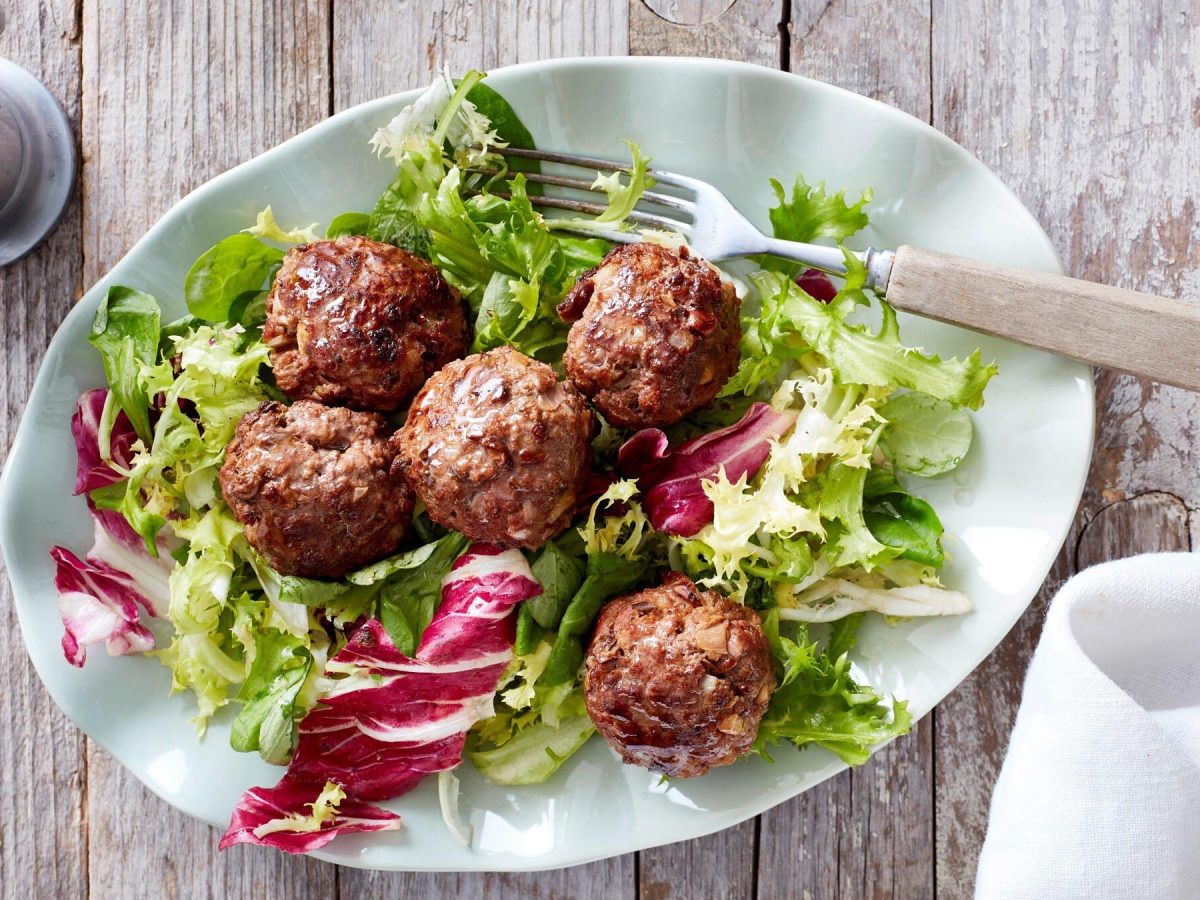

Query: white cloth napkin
[975,553,1200,899]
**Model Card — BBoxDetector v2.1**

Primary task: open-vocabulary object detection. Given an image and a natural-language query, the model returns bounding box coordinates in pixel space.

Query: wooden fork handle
[885,245,1200,391]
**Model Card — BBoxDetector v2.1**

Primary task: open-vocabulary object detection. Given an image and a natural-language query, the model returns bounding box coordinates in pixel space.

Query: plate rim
[0,55,1095,871]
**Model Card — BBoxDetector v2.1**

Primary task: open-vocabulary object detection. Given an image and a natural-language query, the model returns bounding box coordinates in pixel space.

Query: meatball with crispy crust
[584,572,775,778]
[264,235,470,412]
[394,346,594,550]
[219,400,414,578]
[558,242,740,428]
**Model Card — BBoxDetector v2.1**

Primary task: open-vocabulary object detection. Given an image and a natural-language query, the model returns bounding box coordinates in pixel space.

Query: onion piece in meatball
[219,400,414,579]
[394,346,594,550]
[584,572,775,778]
[558,242,741,428]
[264,235,470,412]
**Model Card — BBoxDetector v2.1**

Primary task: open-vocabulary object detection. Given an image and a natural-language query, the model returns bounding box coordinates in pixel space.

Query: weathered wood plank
[931,0,1200,891]
[0,2,87,896]
[79,2,338,895]
[758,719,934,899]
[789,0,930,120]
[629,0,779,66]
[331,3,635,895]
[332,0,629,112]
[640,823,757,900]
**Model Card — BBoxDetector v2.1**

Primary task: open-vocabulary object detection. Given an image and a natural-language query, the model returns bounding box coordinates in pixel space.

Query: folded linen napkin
[975,553,1200,899]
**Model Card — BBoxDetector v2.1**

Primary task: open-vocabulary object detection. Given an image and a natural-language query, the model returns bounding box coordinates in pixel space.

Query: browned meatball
[394,346,594,550]
[264,235,470,412]
[584,572,775,778]
[219,400,413,578]
[558,242,741,428]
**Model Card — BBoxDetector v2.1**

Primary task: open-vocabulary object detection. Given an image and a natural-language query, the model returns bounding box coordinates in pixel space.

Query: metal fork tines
[477,145,895,291]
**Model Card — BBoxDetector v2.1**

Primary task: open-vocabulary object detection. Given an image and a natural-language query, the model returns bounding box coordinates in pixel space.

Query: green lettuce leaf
[230,629,313,764]
[88,285,161,445]
[766,175,871,246]
[748,264,997,409]
[755,614,911,765]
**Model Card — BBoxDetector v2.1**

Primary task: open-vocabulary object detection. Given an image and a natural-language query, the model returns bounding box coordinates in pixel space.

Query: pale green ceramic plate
[0,57,1093,871]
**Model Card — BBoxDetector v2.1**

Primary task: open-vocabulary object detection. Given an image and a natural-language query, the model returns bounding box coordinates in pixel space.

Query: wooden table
[1,1,1193,896]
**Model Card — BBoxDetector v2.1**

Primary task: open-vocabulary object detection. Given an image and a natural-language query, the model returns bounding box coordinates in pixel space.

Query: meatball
[394,346,594,549]
[264,235,470,412]
[584,572,775,778]
[558,242,740,428]
[219,400,414,578]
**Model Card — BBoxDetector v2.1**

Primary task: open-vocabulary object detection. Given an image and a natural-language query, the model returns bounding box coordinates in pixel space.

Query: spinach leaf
[528,538,586,630]
[185,233,284,322]
[542,552,646,686]
[371,533,468,655]
[515,604,548,657]
[464,80,541,187]
[88,285,161,444]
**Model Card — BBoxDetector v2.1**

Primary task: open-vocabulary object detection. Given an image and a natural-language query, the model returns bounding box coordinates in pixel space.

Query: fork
[488,146,1200,392]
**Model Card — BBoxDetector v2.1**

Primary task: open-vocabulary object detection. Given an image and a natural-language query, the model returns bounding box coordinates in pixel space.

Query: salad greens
[51,67,997,848]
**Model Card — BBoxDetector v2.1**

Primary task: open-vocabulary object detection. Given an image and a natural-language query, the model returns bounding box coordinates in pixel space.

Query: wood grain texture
[629,0,779,66]
[332,0,629,111]
[758,718,934,899]
[931,0,1200,891]
[79,2,337,896]
[887,245,1200,391]
[789,0,931,120]
[0,1,87,896]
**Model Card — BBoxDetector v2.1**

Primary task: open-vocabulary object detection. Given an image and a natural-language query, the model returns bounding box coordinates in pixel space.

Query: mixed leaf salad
[49,70,995,852]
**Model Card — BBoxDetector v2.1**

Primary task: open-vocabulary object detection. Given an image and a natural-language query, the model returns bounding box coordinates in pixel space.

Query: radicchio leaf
[796,268,837,302]
[220,544,542,853]
[617,402,797,536]
[51,546,156,667]
[72,388,138,495]
[218,781,402,853]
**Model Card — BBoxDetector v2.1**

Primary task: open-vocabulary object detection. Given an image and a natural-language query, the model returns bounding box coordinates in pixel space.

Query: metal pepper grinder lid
[0,57,76,267]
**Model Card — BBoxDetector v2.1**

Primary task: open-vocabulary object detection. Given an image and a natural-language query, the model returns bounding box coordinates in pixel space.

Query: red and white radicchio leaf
[51,546,156,667]
[220,544,542,853]
[617,402,797,536]
[219,781,402,853]
[51,390,171,667]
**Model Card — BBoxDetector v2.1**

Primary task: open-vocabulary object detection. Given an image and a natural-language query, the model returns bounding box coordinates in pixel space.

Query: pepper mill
[0,58,75,267]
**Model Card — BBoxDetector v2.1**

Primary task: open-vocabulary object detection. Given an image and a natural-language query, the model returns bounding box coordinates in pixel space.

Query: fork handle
[885,245,1200,391]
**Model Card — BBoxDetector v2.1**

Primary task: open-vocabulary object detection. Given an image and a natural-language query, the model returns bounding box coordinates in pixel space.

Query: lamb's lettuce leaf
[879,392,973,476]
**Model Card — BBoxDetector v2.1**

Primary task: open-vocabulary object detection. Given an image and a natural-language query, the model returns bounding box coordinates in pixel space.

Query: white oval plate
[0,57,1093,871]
